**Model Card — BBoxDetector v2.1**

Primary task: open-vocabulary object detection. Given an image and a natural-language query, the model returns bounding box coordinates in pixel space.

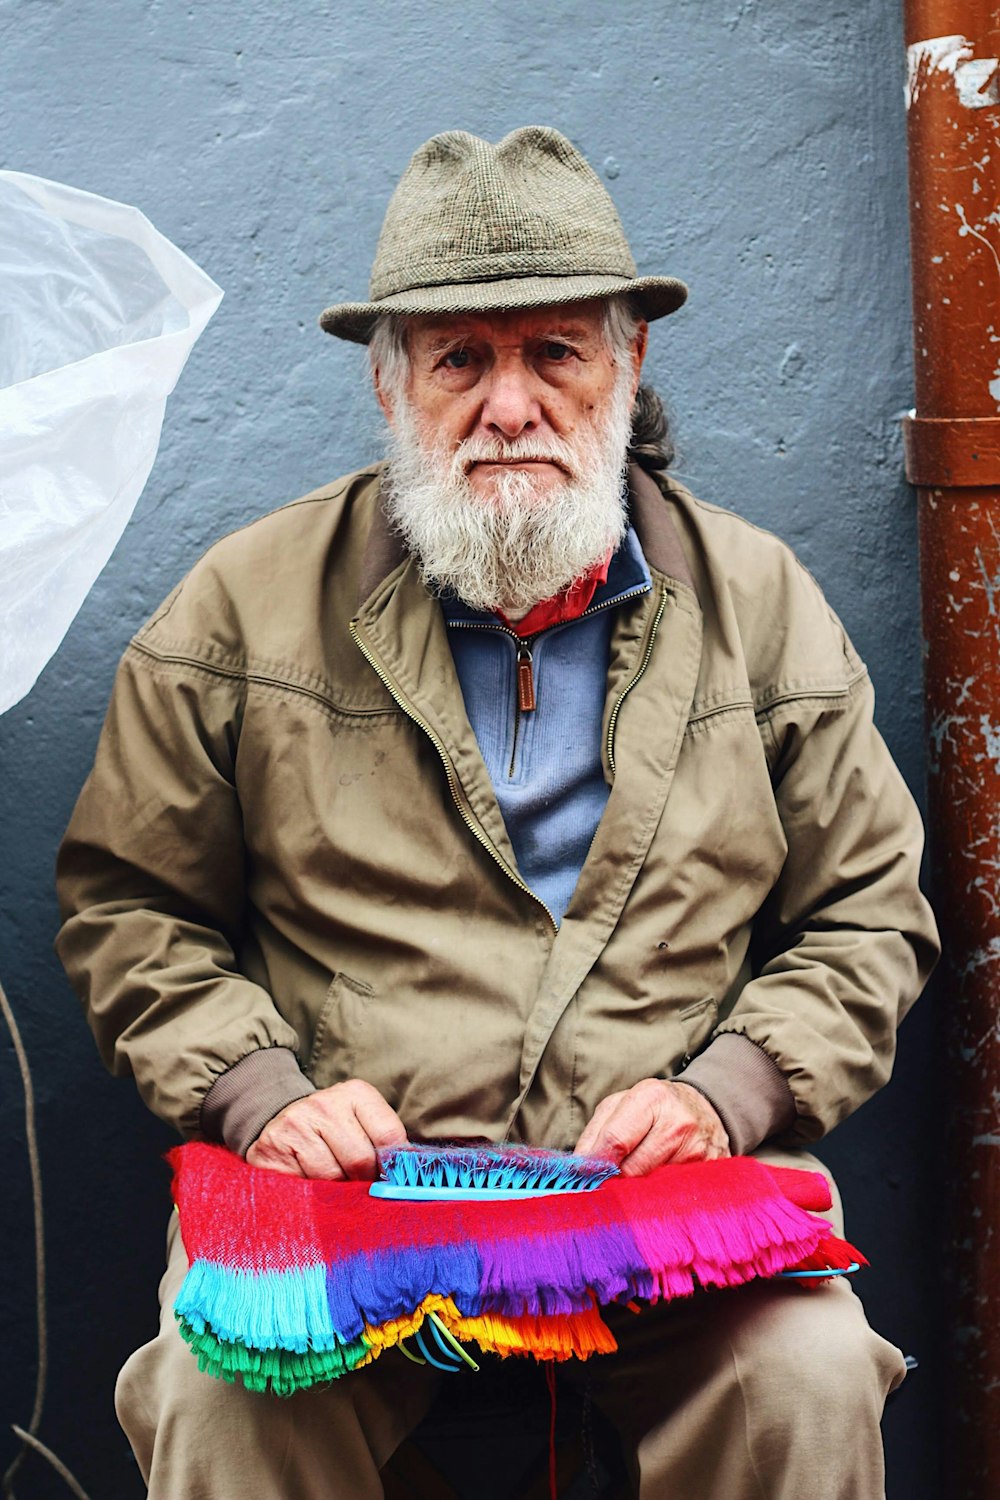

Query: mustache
[452,434,577,475]
[382,357,635,616]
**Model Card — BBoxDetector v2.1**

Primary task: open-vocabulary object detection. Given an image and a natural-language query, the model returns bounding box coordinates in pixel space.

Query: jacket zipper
[349,620,558,932]
[605,586,669,777]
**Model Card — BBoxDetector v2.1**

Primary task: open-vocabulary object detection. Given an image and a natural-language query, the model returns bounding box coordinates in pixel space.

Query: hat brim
[319,273,688,345]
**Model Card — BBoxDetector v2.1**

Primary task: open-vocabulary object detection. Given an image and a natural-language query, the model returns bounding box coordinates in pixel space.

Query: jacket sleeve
[680,669,939,1147]
[55,637,314,1146]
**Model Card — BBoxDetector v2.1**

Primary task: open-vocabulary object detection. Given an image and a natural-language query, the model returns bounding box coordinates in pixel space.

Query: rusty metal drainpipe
[902,4,1000,1493]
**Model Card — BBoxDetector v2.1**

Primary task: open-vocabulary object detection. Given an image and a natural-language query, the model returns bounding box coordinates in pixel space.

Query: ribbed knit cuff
[674,1033,796,1156]
[200,1047,316,1157]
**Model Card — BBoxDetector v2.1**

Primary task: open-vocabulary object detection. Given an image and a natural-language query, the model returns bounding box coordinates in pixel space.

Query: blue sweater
[442,528,651,924]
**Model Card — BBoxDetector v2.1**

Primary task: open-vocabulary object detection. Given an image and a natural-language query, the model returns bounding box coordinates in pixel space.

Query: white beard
[382,365,634,618]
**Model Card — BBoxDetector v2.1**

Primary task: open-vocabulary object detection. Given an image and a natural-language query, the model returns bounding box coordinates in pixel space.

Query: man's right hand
[245,1079,407,1180]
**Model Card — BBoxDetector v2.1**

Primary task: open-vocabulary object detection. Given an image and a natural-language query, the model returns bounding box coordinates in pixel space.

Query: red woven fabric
[169,1144,851,1281]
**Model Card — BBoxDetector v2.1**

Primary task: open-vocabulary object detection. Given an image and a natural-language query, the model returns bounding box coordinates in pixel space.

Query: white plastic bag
[0,172,223,714]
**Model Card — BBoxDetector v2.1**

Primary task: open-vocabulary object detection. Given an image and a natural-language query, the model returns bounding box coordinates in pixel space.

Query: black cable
[1,975,93,1500]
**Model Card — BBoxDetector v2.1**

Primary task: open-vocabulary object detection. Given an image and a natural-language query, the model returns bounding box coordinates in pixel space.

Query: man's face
[382,303,645,502]
[376,300,647,617]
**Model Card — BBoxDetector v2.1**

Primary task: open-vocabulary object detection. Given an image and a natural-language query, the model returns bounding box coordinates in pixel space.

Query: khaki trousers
[117,1161,906,1500]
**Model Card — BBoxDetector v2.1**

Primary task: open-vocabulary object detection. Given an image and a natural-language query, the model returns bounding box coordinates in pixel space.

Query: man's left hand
[573,1078,730,1174]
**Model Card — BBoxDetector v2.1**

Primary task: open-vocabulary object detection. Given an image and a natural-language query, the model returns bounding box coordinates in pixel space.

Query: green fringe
[176,1316,371,1396]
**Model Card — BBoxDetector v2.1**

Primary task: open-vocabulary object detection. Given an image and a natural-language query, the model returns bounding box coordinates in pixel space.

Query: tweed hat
[319,126,688,344]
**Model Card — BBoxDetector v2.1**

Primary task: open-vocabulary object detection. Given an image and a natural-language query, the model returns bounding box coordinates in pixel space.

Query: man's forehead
[406,302,606,347]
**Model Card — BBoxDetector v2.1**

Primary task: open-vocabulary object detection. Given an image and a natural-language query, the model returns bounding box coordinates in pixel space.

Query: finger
[292,1139,350,1180]
[622,1131,722,1172]
[617,1099,725,1175]
[284,1121,350,1180]
[245,1139,306,1177]
[574,1092,627,1156]
[247,1125,344,1179]
[313,1107,382,1180]
[577,1093,656,1165]
[618,1119,686,1175]
[350,1086,409,1153]
[255,1110,349,1181]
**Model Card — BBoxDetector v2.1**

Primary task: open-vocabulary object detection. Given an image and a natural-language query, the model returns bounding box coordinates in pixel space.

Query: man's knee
[726,1281,907,1417]
[114,1320,241,1477]
[115,1340,158,1479]
[116,1305,442,1500]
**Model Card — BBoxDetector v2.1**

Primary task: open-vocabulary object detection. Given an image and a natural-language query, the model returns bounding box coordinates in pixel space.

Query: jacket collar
[626,462,696,595]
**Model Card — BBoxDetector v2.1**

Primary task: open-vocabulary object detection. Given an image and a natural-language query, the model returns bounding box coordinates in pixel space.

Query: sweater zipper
[605,586,669,777]
[443,620,540,777]
[349,620,557,932]
[449,583,651,779]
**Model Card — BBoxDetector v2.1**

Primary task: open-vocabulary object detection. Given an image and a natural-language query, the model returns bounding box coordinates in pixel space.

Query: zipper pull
[516,644,536,712]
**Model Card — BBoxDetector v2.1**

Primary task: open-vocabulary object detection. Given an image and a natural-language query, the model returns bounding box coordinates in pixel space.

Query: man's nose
[478,362,541,438]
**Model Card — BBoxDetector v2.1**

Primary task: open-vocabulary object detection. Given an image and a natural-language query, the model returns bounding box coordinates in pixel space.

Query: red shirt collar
[496,552,613,637]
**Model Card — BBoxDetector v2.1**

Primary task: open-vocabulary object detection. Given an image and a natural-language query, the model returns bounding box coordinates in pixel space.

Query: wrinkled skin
[247,1075,728,1181]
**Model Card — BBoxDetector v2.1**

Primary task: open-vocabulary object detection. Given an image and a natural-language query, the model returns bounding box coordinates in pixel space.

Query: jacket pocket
[305,971,373,1086]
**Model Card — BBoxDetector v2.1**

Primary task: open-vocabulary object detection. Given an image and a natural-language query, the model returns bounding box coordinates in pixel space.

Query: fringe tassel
[325,1242,482,1340]
[478,1221,643,1316]
[442,1302,618,1362]
[361,1294,452,1355]
[176,1316,369,1395]
[174,1259,338,1352]
[169,1146,866,1397]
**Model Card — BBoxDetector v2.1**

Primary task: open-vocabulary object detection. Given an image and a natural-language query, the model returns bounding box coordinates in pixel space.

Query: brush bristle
[376,1144,618,1193]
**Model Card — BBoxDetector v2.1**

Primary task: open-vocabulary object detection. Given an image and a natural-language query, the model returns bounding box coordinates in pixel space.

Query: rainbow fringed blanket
[169,1144,863,1395]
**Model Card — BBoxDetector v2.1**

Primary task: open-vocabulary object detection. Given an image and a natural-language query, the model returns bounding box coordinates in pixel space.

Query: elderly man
[56,127,937,1499]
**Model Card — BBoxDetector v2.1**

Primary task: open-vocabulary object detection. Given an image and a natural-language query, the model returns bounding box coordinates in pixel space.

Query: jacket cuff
[200,1047,316,1157]
[673,1033,796,1156]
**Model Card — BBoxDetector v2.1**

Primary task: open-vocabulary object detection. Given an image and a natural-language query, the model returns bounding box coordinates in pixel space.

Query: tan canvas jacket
[55,465,939,1158]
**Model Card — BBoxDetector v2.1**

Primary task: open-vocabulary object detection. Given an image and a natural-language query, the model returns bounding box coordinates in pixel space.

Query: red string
[545,1361,557,1500]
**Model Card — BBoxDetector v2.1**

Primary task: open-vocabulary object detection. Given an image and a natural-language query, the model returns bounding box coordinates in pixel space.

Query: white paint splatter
[975,543,1000,617]
[928,711,969,771]
[906,35,972,108]
[955,204,1000,281]
[956,58,1000,110]
[960,936,1000,980]
[990,373,1000,408]
[981,715,1000,767]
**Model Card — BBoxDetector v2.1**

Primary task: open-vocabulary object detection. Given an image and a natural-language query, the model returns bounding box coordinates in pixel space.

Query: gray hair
[370,295,672,470]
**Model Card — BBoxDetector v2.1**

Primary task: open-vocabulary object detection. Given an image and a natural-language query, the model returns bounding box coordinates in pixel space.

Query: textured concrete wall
[0,3,939,1496]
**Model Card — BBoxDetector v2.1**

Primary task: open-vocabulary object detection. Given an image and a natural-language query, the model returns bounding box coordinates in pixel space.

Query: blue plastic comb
[369,1143,619,1201]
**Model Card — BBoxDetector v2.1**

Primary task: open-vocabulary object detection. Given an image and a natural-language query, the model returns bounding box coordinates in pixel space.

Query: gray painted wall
[0,3,939,1496]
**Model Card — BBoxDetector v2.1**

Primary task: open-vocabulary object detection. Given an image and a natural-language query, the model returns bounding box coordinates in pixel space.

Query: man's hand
[574,1078,730,1175]
[245,1079,407,1180]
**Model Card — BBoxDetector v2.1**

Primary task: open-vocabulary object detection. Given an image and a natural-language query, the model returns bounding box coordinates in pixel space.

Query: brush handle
[777,1263,860,1279]
[368,1183,593,1201]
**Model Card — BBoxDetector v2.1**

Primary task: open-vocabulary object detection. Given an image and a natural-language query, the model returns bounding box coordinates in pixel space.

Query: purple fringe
[477,1220,648,1316]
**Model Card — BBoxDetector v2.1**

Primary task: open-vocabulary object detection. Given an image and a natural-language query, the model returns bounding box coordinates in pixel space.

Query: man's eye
[442,349,471,369]
[543,342,573,361]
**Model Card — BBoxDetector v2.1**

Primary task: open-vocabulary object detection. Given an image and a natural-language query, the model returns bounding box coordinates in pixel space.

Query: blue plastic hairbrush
[369,1142,619,1201]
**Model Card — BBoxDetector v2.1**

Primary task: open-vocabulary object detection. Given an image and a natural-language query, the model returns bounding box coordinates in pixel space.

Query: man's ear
[373,362,394,424]
[629,320,649,401]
